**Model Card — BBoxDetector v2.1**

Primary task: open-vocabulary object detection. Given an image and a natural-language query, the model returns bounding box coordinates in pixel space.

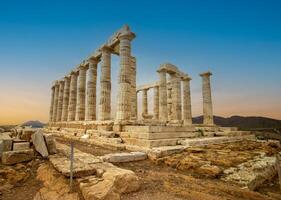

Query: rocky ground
[1,134,281,200]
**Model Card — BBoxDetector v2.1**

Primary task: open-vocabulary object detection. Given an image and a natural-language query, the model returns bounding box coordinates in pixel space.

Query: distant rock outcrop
[193,115,281,130]
[21,120,46,128]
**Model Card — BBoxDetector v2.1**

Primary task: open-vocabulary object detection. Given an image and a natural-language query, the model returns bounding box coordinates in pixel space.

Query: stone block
[148,146,185,160]
[31,130,49,157]
[21,129,35,141]
[0,139,13,156]
[44,134,57,154]
[2,149,34,165]
[13,142,30,151]
[102,152,147,163]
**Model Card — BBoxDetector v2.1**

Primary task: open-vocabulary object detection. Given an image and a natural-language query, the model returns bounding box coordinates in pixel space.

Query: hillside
[193,115,281,130]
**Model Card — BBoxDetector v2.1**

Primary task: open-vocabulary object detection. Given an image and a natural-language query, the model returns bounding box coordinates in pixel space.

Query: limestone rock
[32,130,49,157]
[44,134,57,154]
[49,154,96,177]
[20,129,35,141]
[79,163,140,200]
[2,149,34,165]
[0,139,12,156]
[197,164,222,178]
[13,142,30,151]
[102,152,147,163]
[34,163,79,200]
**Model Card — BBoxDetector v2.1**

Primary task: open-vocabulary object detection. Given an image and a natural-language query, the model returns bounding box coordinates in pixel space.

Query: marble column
[200,71,214,125]
[158,69,168,121]
[67,71,78,121]
[116,26,135,121]
[182,75,192,125]
[56,80,65,122]
[49,85,55,122]
[142,89,148,117]
[76,65,87,121]
[86,58,98,121]
[99,46,111,120]
[61,76,70,121]
[170,73,182,121]
[130,56,137,119]
[153,86,159,120]
[52,81,59,122]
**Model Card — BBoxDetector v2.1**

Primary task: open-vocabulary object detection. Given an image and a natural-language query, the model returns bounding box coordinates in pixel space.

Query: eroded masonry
[48,25,244,148]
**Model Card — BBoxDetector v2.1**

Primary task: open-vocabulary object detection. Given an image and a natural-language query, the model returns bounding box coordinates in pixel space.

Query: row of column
[138,73,193,125]
[49,27,136,123]
[151,70,213,125]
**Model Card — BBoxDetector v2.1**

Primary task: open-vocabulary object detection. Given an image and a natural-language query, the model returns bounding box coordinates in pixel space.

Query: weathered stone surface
[102,152,147,163]
[148,146,185,160]
[2,150,34,165]
[79,163,140,200]
[0,139,12,156]
[32,130,49,157]
[0,132,12,140]
[49,154,96,177]
[223,154,277,190]
[34,163,79,200]
[13,142,30,151]
[20,129,35,141]
[44,134,57,154]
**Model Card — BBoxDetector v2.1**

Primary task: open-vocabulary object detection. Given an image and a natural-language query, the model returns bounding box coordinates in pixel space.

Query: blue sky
[0,0,281,124]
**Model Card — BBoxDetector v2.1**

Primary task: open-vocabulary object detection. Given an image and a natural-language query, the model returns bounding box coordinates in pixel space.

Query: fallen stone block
[79,163,140,200]
[0,132,12,140]
[2,149,34,165]
[148,146,186,160]
[20,129,35,141]
[32,130,49,157]
[13,142,30,151]
[49,154,96,177]
[102,152,147,163]
[44,134,57,154]
[0,139,13,156]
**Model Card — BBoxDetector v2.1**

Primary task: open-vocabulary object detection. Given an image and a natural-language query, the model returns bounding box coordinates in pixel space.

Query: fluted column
[56,80,65,121]
[86,58,98,121]
[49,85,55,122]
[130,56,137,119]
[182,75,192,125]
[99,46,111,120]
[67,71,78,121]
[170,73,181,121]
[142,89,148,117]
[61,76,70,121]
[76,65,87,121]
[52,81,59,122]
[158,69,168,121]
[153,86,159,120]
[200,71,214,125]
[116,25,135,121]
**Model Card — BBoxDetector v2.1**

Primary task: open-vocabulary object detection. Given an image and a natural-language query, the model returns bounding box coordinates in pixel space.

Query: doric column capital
[70,70,78,76]
[78,64,87,71]
[157,68,167,73]
[100,45,113,53]
[118,25,136,41]
[200,71,212,77]
[182,75,192,81]
[88,57,99,65]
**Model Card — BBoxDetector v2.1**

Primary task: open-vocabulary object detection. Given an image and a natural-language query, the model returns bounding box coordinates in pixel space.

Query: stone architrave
[76,65,87,121]
[158,69,168,121]
[61,76,70,121]
[86,58,98,120]
[52,82,59,122]
[153,86,159,120]
[182,75,192,125]
[200,71,214,125]
[67,71,78,121]
[99,46,112,120]
[116,25,135,121]
[49,85,55,122]
[56,80,65,122]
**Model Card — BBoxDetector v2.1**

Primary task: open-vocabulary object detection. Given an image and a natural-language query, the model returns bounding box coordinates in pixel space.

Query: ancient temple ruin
[48,25,231,148]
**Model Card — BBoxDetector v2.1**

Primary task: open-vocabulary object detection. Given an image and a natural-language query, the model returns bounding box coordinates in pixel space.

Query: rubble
[2,149,34,165]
